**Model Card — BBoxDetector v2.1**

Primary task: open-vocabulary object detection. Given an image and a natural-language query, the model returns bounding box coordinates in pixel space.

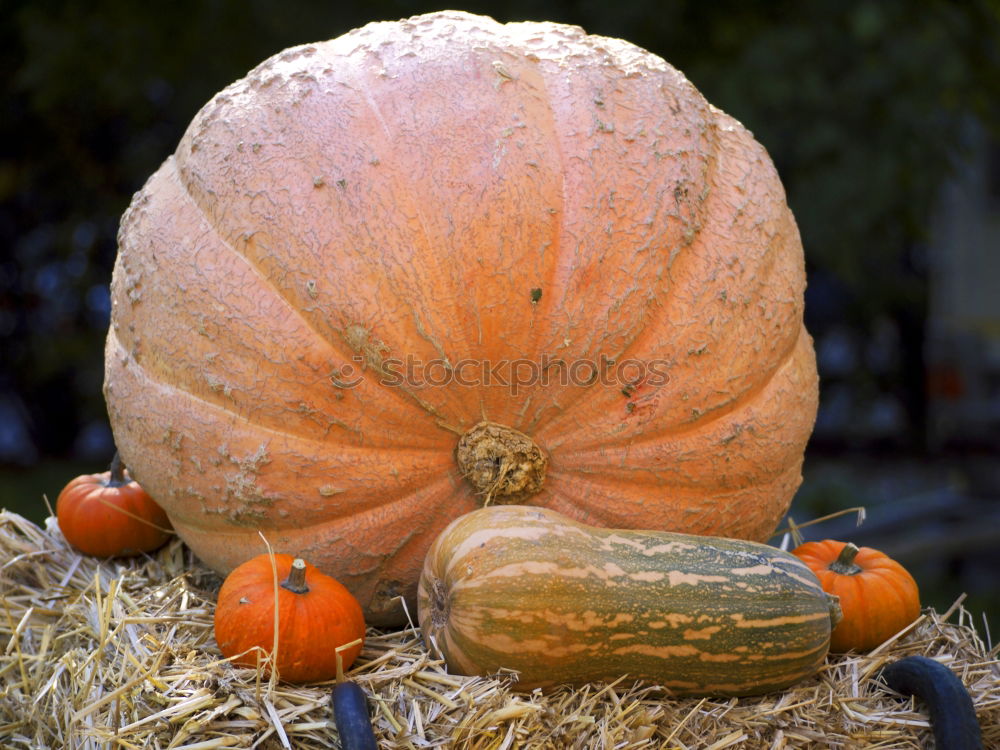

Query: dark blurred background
[2,1,998,625]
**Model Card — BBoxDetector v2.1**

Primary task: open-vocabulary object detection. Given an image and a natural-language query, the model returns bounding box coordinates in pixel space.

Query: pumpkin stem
[281,558,310,594]
[106,452,129,488]
[456,421,548,505]
[829,543,863,575]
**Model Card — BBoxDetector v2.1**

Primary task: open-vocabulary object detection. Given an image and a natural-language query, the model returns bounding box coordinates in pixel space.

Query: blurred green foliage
[1,0,999,462]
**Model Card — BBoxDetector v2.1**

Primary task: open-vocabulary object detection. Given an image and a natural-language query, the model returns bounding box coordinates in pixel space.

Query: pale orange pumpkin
[104,11,817,624]
[214,553,365,682]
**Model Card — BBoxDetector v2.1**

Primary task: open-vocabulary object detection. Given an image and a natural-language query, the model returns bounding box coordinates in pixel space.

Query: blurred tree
[2,0,999,463]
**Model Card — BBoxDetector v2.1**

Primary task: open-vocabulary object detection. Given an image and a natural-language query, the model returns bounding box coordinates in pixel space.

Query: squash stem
[281,558,310,594]
[829,543,863,575]
[827,593,843,629]
[106,452,129,488]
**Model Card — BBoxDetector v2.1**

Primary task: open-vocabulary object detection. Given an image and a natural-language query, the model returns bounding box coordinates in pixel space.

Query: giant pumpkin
[104,11,818,625]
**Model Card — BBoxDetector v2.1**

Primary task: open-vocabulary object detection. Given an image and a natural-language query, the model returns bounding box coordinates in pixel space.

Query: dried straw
[1,508,997,749]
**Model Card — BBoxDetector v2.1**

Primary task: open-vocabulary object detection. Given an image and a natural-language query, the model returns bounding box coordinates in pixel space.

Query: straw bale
[1,509,996,749]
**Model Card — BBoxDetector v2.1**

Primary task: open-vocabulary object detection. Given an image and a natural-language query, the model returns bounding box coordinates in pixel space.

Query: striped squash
[417,505,840,696]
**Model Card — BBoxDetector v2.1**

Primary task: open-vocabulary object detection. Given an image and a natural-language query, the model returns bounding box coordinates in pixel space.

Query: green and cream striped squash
[417,505,841,696]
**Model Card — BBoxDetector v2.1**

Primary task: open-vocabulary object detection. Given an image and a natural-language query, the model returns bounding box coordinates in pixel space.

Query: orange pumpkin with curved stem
[792,540,921,652]
[56,453,172,557]
[213,553,366,683]
[105,11,818,625]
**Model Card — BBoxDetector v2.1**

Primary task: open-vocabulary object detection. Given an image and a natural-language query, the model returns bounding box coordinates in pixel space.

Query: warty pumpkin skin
[418,505,839,695]
[104,11,818,625]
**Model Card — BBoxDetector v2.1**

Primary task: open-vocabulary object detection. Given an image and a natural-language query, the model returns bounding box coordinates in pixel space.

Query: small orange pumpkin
[791,539,920,652]
[56,452,172,557]
[214,553,366,683]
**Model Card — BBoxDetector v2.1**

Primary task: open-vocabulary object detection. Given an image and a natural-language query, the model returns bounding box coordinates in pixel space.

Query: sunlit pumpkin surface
[105,11,817,624]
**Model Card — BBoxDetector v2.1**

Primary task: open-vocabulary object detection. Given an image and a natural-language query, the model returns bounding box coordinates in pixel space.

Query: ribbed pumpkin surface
[418,506,835,695]
[105,11,817,625]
